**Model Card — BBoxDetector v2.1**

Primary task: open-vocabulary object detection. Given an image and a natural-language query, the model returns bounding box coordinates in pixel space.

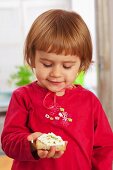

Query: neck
[56,90,65,96]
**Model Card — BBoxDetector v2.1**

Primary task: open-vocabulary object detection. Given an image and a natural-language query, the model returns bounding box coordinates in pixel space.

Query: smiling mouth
[47,80,63,85]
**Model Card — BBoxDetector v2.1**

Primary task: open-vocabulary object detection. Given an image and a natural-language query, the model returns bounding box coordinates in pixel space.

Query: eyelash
[63,66,72,69]
[43,64,52,67]
[43,63,72,69]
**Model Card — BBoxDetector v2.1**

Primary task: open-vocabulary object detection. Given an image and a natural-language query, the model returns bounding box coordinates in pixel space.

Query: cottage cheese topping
[38,132,65,146]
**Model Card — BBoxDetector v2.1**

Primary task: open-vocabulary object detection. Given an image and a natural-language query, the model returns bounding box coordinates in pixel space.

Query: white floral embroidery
[45,114,50,118]
[58,112,63,117]
[44,107,72,126]
[55,116,60,120]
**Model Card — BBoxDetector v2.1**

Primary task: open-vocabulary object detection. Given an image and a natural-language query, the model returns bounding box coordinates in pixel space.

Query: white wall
[72,0,97,94]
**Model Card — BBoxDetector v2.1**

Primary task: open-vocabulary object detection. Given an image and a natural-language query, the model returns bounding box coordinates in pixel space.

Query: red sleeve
[92,98,113,170]
[1,89,38,161]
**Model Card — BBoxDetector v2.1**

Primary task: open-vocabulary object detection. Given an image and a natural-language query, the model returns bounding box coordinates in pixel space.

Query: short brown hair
[24,9,92,71]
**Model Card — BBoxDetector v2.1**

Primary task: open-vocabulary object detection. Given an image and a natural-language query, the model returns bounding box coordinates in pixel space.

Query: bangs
[33,11,84,57]
[35,31,82,57]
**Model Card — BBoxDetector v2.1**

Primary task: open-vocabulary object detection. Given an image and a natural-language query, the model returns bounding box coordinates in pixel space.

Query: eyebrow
[40,58,52,62]
[39,58,77,63]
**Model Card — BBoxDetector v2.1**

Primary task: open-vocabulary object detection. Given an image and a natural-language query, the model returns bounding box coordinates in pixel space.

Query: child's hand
[37,146,64,159]
[27,132,66,159]
[27,132,42,143]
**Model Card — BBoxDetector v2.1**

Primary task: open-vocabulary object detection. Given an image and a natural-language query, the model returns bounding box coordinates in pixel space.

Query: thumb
[65,141,68,146]
[27,132,42,142]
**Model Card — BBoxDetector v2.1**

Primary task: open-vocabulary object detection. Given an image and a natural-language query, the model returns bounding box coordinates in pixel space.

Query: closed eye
[43,63,52,67]
[63,65,73,69]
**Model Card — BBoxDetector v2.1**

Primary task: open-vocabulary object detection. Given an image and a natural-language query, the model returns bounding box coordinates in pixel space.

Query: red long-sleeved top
[1,81,113,170]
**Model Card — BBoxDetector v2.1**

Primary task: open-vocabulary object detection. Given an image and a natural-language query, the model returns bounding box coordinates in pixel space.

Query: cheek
[66,70,78,82]
[72,66,80,78]
[70,74,77,82]
[35,68,48,79]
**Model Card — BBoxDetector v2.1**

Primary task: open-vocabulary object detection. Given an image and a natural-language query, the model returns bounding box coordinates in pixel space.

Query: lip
[47,80,63,85]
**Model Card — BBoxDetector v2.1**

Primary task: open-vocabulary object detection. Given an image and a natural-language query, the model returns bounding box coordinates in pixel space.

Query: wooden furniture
[95,0,113,128]
[0,155,13,170]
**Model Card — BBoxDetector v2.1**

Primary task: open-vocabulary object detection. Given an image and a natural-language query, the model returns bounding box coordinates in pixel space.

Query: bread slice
[36,132,66,151]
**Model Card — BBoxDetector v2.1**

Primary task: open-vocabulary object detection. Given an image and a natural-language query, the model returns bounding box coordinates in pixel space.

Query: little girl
[1,9,113,170]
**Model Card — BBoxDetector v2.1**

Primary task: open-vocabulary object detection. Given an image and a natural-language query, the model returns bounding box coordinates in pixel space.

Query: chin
[49,88,64,93]
[46,84,66,93]
[48,88,58,93]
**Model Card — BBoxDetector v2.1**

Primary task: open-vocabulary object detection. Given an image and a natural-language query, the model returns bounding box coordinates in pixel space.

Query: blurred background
[0,0,113,169]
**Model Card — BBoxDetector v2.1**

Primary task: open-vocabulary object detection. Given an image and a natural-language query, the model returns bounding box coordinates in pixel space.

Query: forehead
[35,50,80,62]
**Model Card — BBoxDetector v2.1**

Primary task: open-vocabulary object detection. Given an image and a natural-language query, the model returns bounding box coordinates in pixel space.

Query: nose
[50,65,61,78]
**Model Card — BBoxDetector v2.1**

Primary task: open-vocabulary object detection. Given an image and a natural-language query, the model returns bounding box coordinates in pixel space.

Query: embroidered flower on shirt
[43,92,73,126]
[44,107,72,126]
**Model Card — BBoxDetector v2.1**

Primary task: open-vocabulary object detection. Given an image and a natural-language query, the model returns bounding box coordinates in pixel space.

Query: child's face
[34,50,81,93]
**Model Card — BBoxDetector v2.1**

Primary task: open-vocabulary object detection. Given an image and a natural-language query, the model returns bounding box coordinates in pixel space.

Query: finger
[27,132,42,141]
[65,141,68,146]
[53,151,64,159]
[38,150,48,158]
[47,146,56,158]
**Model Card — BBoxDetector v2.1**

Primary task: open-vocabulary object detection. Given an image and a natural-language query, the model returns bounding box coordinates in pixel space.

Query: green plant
[74,71,85,85]
[9,65,34,87]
